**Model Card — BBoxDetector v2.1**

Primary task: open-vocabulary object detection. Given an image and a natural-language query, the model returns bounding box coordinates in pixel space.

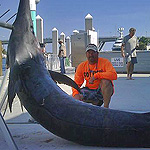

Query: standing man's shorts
[131,57,138,64]
[126,56,138,64]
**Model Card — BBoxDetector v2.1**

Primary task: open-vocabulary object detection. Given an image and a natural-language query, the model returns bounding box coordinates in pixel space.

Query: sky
[0,0,150,51]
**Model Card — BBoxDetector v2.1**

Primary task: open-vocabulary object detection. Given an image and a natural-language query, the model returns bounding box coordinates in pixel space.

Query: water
[2,58,6,75]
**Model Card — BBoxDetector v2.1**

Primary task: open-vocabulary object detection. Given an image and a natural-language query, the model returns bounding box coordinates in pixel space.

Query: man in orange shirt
[72,44,117,108]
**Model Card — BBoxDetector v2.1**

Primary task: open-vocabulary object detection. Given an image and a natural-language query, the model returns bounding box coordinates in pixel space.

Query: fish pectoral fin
[48,70,81,93]
[8,80,16,112]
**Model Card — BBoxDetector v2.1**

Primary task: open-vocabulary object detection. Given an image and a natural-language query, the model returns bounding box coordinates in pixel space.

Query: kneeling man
[72,44,117,108]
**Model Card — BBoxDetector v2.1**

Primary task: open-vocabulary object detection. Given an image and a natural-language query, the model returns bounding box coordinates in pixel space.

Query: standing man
[58,40,66,74]
[40,43,46,53]
[121,28,139,80]
[72,44,117,108]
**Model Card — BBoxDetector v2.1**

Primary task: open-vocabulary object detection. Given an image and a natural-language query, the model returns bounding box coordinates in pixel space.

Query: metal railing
[45,54,72,71]
[45,54,60,70]
[1,54,72,75]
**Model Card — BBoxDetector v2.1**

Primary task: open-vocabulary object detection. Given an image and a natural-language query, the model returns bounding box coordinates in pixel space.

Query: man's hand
[74,94,83,101]
[89,76,95,84]
[136,43,139,49]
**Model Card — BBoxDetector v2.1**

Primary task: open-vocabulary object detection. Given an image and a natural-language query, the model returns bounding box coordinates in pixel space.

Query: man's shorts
[80,87,104,106]
[126,56,138,64]
[131,57,138,64]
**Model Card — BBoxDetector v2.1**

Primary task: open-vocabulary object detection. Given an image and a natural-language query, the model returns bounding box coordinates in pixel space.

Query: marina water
[2,58,6,75]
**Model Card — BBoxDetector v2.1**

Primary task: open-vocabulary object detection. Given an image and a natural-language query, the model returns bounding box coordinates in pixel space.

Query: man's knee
[100,79,112,88]
[100,79,113,94]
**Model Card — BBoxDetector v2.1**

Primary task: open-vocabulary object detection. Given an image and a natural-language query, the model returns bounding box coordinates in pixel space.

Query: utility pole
[0,41,2,76]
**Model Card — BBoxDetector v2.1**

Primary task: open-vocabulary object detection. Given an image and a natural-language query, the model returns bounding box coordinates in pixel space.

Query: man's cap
[86,44,98,52]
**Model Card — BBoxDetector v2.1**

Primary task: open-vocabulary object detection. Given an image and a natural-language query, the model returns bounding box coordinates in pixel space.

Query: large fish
[7,0,150,147]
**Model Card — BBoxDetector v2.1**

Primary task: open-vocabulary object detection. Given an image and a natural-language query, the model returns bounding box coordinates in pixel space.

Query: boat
[112,27,124,51]
[112,37,123,51]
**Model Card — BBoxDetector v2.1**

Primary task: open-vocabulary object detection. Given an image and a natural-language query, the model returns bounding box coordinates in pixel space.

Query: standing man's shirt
[58,43,66,58]
[72,57,117,97]
[122,35,138,57]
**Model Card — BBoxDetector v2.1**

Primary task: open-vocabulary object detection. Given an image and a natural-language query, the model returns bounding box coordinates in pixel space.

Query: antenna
[6,13,17,23]
[0,9,10,19]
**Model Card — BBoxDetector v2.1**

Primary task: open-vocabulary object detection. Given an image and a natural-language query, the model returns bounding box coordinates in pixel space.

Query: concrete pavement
[0,67,150,150]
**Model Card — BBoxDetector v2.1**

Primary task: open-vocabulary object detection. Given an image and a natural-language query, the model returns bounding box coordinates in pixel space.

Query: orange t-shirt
[72,57,117,97]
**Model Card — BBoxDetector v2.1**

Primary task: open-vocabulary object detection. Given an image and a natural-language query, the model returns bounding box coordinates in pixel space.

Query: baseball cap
[86,44,98,52]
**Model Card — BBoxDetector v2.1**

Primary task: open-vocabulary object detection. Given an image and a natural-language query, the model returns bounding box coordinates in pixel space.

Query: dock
[0,67,150,150]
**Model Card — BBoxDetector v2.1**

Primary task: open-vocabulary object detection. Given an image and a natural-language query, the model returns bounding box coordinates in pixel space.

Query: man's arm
[63,45,67,58]
[93,59,117,81]
[121,43,125,57]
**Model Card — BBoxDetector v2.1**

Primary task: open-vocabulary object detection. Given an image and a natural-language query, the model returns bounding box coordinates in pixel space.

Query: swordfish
[7,0,150,147]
